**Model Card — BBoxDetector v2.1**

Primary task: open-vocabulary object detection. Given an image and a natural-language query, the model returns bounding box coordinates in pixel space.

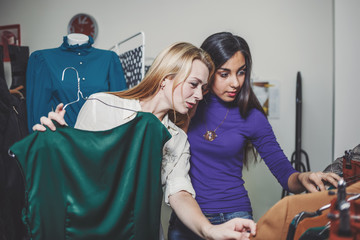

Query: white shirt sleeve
[161,126,196,205]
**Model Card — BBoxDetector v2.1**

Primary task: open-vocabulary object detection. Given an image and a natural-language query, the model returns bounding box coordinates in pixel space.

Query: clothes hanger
[61,66,136,113]
[86,96,137,112]
[61,67,87,110]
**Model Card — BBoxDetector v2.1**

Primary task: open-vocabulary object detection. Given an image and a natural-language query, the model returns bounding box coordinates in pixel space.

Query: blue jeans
[167,210,253,240]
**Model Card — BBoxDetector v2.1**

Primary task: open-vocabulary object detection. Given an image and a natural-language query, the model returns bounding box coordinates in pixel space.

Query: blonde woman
[34,42,256,240]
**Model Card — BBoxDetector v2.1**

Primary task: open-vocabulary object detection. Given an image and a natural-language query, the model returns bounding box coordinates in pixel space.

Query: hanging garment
[327,195,360,239]
[342,146,360,186]
[26,36,127,130]
[288,204,330,240]
[8,45,29,96]
[0,64,28,239]
[118,46,144,88]
[298,226,329,240]
[10,112,171,240]
[288,151,360,240]
[293,189,360,239]
[250,182,360,240]
[0,46,5,80]
[323,144,360,185]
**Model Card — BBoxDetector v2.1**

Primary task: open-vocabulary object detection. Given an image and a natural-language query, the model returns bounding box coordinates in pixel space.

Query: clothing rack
[282,71,310,198]
[291,71,310,173]
[110,32,146,84]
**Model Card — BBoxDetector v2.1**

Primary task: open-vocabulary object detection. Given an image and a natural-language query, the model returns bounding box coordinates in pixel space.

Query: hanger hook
[61,67,85,110]
[8,149,15,158]
[62,67,80,83]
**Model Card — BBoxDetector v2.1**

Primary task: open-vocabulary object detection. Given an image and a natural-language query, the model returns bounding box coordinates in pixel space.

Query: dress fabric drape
[10,112,171,240]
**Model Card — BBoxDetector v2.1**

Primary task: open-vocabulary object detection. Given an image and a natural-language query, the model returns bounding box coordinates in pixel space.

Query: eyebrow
[218,63,247,72]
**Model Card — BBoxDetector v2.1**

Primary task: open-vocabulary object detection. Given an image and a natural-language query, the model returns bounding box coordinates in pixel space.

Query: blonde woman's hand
[32,103,67,132]
[204,218,256,240]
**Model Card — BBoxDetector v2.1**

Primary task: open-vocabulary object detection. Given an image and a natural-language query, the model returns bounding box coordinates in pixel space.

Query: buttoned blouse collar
[123,99,179,136]
[60,36,94,54]
[161,114,179,136]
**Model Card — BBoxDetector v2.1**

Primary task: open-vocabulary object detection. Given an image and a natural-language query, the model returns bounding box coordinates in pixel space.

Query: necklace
[203,109,229,141]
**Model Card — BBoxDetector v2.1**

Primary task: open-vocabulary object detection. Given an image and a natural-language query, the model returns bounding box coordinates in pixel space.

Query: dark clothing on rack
[118,46,144,88]
[0,46,5,80]
[10,112,171,240]
[0,48,28,240]
[26,36,127,130]
[8,45,30,96]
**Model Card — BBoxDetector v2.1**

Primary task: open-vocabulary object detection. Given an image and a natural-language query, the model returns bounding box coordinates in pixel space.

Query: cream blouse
[75,92,195,204]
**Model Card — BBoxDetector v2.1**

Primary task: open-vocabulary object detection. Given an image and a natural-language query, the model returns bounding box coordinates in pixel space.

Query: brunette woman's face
[164,59,209,114]
[211,51,246,102]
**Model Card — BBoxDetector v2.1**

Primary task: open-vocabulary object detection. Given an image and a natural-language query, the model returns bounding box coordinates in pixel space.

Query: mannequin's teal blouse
[26,36,127,130]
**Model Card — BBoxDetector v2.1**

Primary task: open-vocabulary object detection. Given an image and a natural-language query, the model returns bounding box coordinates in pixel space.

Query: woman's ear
[162,77,175,89]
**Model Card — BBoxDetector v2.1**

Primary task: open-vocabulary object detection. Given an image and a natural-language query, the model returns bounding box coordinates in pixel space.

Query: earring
[160,79,166,90]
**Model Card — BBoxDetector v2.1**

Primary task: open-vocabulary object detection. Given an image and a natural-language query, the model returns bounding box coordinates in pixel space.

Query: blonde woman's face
[166,59,209,114]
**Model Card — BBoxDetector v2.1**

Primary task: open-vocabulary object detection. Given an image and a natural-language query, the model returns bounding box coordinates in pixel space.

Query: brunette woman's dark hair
[201,32,266,166]
[201,32,265,117]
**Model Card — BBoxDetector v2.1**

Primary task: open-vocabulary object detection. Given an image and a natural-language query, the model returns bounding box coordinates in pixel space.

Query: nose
[194,86,203,100]
[230,75,240,89]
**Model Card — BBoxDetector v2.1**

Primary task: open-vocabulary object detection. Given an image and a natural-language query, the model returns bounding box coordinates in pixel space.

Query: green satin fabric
[10,112,171,240]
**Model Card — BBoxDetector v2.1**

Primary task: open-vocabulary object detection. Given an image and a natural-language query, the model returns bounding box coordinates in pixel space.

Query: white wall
[1,0,339,231]
[334,0,360,158]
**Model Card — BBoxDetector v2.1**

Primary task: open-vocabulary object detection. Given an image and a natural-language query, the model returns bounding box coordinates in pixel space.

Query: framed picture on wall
[252,80,280,119]
[0,24,21,62]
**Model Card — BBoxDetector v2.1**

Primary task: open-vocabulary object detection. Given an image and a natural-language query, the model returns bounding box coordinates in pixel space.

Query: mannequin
[26,33,127,130]
[67,33,89,46]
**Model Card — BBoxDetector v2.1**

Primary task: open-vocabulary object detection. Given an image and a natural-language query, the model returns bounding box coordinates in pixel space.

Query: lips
[227,92,237,97]
[186,102,195,109]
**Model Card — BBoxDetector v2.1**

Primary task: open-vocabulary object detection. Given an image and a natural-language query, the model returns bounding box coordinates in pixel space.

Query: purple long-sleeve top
[187,93,297,213]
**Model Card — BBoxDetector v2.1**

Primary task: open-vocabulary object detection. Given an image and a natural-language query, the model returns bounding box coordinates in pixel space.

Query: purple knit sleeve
[247,109,298,191]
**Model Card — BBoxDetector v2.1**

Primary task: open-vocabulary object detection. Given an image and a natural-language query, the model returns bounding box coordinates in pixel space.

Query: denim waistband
[203,211,253,224]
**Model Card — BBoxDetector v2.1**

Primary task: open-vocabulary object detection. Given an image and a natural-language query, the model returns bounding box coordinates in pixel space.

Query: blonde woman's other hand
[32,103,67,132]
[204,218,256,240]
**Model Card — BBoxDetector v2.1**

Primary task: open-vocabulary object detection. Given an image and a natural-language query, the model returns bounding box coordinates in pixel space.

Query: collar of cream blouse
[124,99,179,136]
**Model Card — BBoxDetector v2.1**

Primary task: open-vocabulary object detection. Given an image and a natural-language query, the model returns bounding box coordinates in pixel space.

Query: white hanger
[61,67,87,110]
[61,66,137,113]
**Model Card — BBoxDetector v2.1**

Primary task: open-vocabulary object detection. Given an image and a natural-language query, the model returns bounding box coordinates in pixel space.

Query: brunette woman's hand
[298,171,342,192]
[32,103,67,132]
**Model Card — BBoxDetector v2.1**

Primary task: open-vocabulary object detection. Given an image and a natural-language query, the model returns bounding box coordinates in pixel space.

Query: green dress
[10,112,171,240]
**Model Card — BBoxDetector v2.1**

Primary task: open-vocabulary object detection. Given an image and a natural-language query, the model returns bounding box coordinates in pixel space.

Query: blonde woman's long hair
[111,42,214,127]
